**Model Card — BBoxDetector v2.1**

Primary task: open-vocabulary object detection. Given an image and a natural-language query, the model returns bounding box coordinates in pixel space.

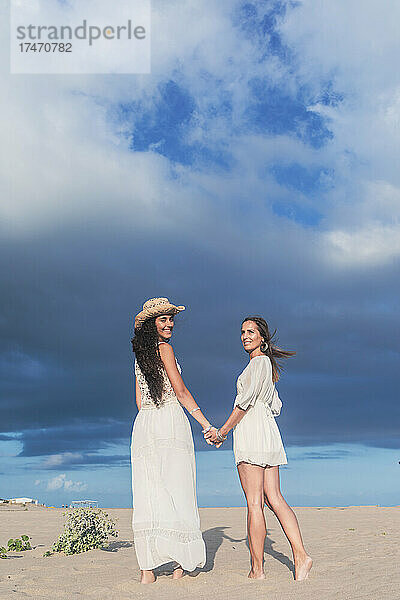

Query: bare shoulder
[158,342,175,361]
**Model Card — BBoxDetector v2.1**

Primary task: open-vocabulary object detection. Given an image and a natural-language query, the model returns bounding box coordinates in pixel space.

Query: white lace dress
[130,355,206,572]
[233,355,288,468]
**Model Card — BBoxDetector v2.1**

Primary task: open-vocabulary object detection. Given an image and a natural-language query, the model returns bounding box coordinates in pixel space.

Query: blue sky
[3,443,399,508]
[1,1,399,507]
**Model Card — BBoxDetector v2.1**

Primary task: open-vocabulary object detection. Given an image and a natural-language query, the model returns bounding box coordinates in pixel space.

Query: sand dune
[0,505,398,599]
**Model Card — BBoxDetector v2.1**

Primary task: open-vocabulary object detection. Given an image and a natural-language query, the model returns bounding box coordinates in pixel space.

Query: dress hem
[236,458,287,468]
[138,557,205,572]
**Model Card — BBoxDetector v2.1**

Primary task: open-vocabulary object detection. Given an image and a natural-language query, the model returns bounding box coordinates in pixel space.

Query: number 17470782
[19,42,72,53]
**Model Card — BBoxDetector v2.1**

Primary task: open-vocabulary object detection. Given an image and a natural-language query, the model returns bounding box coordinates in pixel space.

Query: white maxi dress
[130,354,206,572]
[233,355,288,468]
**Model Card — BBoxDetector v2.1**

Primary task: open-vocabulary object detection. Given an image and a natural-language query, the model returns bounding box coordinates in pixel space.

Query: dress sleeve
[234,358,270,410]
[271,387,282,416]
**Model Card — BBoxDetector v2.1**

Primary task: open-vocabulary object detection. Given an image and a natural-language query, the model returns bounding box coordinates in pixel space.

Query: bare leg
[237,462,267,579]
[140,569,156,584]
[172,565,184,580]
[263,466,312,581]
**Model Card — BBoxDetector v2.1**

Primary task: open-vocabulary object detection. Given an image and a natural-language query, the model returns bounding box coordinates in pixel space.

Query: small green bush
[48,508,118,556]
[1,535,31,557]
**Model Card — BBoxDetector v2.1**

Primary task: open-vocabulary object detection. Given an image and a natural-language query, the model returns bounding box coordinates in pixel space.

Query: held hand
[202,426,214,445]
[204,426,219,443]
[202,428,224,448]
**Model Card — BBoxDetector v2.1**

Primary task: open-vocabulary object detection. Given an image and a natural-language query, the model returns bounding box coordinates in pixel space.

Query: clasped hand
[202,426,224,448]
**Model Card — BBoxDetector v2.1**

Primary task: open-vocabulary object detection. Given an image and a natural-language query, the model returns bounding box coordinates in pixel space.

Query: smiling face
[241,320,264,355]
[155,314,175,342]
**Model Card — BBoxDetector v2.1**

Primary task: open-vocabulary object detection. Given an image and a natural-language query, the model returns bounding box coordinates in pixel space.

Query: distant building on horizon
[70,500,98,508]
[9,497,38,505]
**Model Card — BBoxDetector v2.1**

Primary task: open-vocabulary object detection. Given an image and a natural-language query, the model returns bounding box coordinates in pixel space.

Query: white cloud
[46,473,87,492]
[0,1,237,238]
[42,452,83,468]
[1,0,400,270]
[277,1,400,267]
[47,474,66,490]
[0,0,298,242]
[324,224,400,267]
[280,1,400,95]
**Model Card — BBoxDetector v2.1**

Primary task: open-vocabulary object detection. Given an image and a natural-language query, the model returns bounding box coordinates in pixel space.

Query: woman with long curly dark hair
[130,297,217,584]
[205,316,312,581]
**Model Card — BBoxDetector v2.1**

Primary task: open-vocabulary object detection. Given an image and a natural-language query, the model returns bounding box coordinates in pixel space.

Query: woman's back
[134,358,181,409]
[235,355,282,416]
[131,353,205,573]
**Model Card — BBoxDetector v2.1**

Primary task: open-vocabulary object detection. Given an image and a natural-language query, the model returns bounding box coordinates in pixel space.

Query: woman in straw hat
[204,316,312,581]
[130,297,218,584]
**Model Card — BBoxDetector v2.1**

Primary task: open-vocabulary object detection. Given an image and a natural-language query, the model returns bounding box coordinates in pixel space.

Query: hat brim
[135,304,185,330]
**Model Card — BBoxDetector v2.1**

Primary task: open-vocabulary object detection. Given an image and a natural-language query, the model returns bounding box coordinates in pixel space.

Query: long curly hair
[131,317,165,406]
[242,316,295,382]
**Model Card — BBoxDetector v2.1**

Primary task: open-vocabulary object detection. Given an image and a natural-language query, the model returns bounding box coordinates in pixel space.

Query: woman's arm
[205,358,269,443]
[204,406,247,442]
[159,343,213,431]
[135,376,141,411]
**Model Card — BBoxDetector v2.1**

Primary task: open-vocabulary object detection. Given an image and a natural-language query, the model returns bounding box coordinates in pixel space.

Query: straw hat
[134,297,185,330]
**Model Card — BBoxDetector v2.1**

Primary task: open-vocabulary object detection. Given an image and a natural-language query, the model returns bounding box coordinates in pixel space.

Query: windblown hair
[131,317,164,406]
[242,316,295,382]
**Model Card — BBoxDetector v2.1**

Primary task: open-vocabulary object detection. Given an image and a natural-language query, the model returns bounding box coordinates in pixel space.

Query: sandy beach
[0,505,398,600]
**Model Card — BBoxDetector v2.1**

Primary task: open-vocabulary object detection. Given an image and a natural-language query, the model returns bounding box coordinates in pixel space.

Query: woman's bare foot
[248,569,266,580]
[140,569,156,584]
[172,566,185,580]
[294,555,313,581]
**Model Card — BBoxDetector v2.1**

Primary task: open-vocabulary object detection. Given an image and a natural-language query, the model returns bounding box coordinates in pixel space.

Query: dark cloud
[1,219,399,472]
[291,449,353,460]
[1,3,400,470]
[16,421,129,457]
[39,451,130,471]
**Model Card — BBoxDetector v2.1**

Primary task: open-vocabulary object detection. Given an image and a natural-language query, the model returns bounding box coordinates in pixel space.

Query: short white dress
[233,355,288,468]
[130,354,206,572]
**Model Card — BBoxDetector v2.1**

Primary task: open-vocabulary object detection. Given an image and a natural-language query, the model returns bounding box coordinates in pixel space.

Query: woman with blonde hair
[130,297,218,584]
[205,316,312,581]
